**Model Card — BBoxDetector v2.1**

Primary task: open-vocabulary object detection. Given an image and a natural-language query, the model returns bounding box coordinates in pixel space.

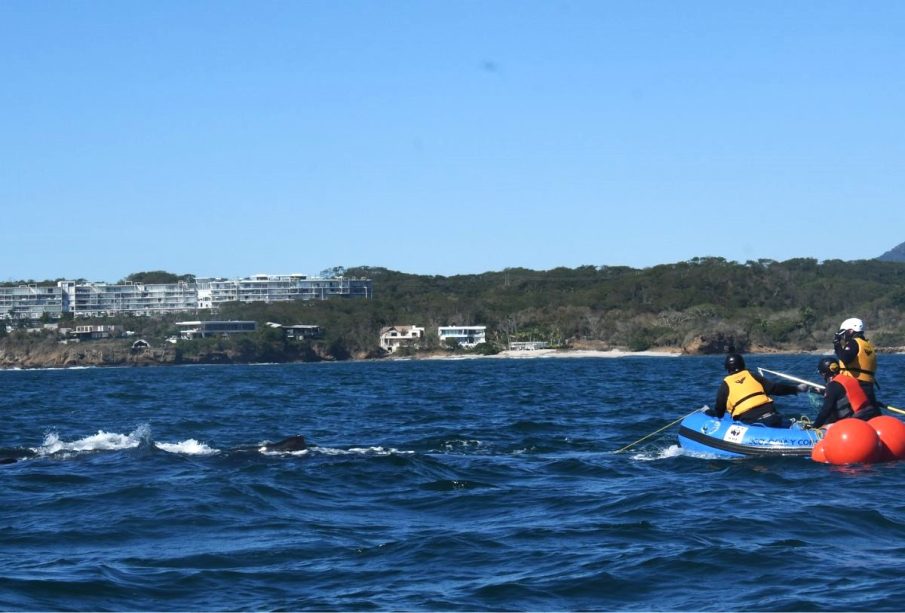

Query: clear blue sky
[2,1,903,283]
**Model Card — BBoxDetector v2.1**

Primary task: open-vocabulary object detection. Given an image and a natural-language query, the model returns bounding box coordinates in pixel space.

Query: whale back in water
[261,435,307,452]
[0,447,35,465]
[232,434,308,454]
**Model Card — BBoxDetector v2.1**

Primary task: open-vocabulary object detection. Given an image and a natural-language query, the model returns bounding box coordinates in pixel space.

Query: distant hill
[7,258,905,366]
[878,241,905,263]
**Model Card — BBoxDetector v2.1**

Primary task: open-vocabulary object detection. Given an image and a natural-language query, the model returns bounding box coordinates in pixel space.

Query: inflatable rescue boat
[678,410,821,458]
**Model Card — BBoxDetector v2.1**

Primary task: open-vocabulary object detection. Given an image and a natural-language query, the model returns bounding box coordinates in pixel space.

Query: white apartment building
[70,281,198,317]
[379,325,425,353]
[0,285,65,320]
[438,325,486,348]
[197,274,371,304]
[0,274,372,320]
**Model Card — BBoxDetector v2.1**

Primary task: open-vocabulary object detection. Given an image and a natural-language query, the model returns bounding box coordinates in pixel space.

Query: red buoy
[822,418,881,465]
[810,439,828,463]
[869,415,905,462]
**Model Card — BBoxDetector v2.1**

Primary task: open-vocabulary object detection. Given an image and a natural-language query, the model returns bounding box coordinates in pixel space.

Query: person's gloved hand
[797,383,821,394]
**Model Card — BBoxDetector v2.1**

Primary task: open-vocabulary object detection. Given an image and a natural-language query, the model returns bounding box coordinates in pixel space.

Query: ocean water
[3,354,905,611]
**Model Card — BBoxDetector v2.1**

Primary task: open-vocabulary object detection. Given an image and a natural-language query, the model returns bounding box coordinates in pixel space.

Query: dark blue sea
[3,354,905,611]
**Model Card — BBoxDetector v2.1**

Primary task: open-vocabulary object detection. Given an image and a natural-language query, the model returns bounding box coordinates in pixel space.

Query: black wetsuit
[813,379,882,429]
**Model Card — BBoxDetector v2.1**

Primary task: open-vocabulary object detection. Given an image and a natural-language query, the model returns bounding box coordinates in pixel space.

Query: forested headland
[3,257,905,367]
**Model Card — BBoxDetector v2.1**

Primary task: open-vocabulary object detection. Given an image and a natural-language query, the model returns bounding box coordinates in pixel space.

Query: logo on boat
[749,438,813,447]
[724,424,748,443]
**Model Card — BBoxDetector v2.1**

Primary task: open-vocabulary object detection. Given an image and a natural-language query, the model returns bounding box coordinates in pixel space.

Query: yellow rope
[614,408,702,454]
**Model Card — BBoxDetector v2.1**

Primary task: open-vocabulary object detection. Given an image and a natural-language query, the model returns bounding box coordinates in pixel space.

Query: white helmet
[839,317,865,333]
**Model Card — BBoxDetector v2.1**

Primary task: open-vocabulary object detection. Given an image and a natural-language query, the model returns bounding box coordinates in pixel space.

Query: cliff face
[0,339,179,369]
[0,337,336,369]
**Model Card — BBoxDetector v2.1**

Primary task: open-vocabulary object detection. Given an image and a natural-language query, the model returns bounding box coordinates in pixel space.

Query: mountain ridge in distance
[877,241,905,263]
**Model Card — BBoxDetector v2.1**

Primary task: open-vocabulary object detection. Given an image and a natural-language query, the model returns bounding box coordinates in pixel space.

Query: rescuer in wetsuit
[710,353,806,427]
[833,317,878,403]
[812,357,882,429]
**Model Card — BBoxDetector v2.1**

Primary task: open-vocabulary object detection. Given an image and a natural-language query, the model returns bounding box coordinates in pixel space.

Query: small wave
[259,448,310,457]
[155,439,220,455]
[511,420,557,433]
[440,439,484,453]
[312,446,414,456]
[421,479,496,491]
[32,424,151,456]
[631,444,717,461]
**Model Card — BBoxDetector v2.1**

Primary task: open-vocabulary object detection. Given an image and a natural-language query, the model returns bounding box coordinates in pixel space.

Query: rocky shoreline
[0,341,179,369]
[3,337,899,370]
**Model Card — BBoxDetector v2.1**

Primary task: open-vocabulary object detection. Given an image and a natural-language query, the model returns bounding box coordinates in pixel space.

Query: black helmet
[817,357,840,379]
[724,353,745,373]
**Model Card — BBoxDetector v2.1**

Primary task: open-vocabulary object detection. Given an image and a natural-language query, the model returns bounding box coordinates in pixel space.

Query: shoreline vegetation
[4,257,905,369]
[1,337,901,371]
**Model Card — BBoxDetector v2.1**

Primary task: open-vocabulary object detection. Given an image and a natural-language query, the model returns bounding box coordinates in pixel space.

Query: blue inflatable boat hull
[677,410,820,458]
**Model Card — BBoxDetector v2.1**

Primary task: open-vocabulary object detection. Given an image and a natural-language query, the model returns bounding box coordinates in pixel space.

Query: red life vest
[833,374,870,414]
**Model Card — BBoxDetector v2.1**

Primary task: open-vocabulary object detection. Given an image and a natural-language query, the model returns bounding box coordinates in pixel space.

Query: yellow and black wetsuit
[713,369,799,426]
[723,369,773,420]
[837,336,877,384]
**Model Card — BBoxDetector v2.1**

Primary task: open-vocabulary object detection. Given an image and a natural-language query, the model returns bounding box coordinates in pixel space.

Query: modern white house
[265,322,324,340]
[175,320,257,340]
[71,324,124,341]
[379,325,425,353]
[508,341,550,351]
[438,325,486,348]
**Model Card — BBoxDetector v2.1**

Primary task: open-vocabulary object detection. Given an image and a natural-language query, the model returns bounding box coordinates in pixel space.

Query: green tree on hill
[122,271,195,284]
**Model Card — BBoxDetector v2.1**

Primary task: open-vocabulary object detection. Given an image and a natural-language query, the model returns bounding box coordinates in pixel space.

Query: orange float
[869,415,905,462]
[821,418,881,465]
[810,439,827,463]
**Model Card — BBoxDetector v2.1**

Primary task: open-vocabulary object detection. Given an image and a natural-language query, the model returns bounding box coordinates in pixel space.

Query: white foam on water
[311,446,413,456]
[441,439,483,452]
[512,447,538,455]
[259,447,310,457]
[33,424,150,456]
[632,444,719,461]
[155,439,220,455]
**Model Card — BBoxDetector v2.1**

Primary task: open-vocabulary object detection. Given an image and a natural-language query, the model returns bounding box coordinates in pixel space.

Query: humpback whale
[0,448,35,465]
[261,434,307,452]
[233,435,308,454]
